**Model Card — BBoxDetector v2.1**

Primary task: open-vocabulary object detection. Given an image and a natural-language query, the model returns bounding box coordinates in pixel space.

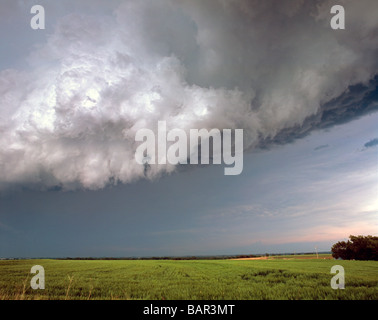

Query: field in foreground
[0,255,377,300]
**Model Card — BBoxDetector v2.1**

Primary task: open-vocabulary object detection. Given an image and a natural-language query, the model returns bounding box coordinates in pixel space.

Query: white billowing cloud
[0,0,377,190]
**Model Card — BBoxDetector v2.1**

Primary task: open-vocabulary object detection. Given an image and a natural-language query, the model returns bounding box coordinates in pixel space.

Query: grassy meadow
[0,255,377,300]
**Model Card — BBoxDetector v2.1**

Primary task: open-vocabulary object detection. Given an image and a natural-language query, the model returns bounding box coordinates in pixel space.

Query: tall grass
[0,258,377,300]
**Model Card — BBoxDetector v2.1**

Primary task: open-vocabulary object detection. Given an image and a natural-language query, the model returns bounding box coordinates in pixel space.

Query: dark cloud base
[258,75,378,149]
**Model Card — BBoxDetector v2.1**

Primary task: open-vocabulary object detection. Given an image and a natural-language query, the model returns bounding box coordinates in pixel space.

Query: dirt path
[231,255,333,261]
[231,256,271,261]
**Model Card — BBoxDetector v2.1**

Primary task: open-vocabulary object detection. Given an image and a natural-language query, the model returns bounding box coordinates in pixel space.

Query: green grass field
[0,255,377,300]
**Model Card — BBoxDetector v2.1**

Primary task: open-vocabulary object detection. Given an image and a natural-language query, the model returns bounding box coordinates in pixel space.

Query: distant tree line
[331,235,378,260]
[55,252,327,261]
[58,254,260,261]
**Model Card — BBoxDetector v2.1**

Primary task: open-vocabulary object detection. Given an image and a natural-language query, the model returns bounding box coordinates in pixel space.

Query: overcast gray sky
[0,0,377,257]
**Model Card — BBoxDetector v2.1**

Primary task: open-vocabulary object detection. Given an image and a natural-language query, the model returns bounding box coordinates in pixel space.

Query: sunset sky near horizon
[0,0,377,258]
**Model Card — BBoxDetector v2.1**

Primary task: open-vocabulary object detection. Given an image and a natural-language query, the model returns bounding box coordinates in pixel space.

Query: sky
[0,0,377,258]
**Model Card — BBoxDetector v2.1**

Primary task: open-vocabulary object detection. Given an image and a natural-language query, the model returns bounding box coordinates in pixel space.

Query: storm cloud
[0,0,378,190]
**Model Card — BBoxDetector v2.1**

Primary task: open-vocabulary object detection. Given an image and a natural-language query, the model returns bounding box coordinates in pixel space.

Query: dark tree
[331,235,378,260]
